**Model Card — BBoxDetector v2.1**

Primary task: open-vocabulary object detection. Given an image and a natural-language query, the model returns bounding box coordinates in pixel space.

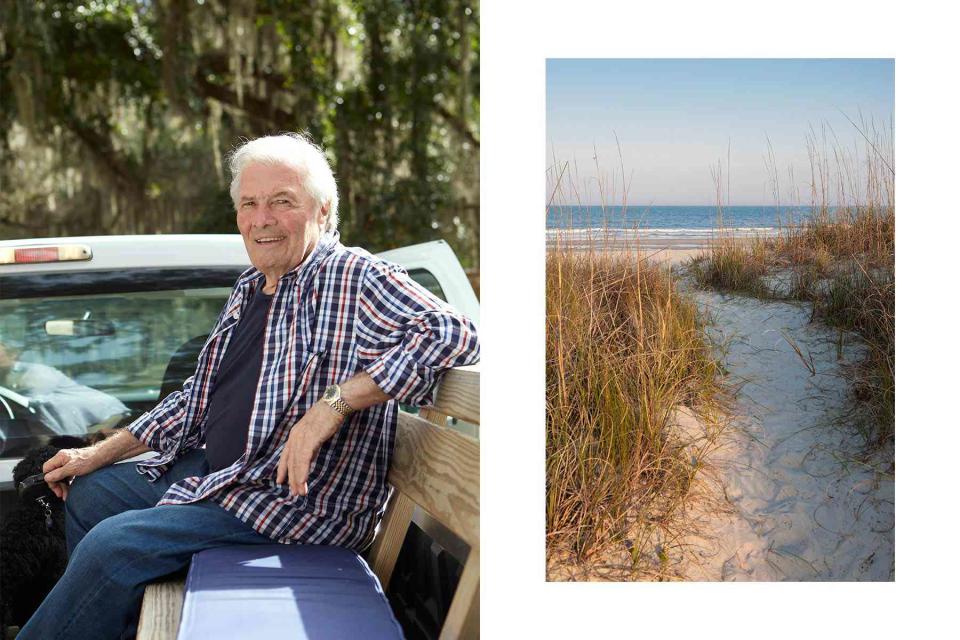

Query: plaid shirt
[124,232,480,549]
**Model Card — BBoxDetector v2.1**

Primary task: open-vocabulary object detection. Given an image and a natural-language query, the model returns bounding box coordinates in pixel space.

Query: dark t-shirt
[203,284,273,472]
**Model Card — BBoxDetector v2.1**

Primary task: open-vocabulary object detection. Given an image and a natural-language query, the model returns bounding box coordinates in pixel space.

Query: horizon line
[547,203,833,208]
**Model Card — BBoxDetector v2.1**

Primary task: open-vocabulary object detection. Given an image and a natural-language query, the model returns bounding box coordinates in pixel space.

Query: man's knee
[71,511,142,572]
[71,509,192,592]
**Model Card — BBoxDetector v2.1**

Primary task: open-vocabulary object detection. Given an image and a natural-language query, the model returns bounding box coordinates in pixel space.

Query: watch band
[327,396,355,418]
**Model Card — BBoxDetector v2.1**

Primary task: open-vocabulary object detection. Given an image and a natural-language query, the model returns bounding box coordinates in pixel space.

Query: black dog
[0,435,87,634]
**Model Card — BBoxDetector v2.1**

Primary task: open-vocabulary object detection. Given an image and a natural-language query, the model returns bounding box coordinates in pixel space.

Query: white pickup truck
[0,234,479,490]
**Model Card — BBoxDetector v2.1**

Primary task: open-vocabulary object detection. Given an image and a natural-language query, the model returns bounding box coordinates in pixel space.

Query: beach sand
[673,290,894,580]
[546,236,713,267]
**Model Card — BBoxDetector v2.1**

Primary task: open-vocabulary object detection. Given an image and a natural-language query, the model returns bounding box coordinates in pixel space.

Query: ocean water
[546,205,821,246]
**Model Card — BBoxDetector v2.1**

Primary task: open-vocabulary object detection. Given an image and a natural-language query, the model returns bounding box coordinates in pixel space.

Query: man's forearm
[340,371,392,411]
[93,429,153,465]
[296,372,390,437]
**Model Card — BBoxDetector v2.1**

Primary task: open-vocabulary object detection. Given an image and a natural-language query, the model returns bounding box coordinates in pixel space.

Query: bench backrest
[366,365,480,640]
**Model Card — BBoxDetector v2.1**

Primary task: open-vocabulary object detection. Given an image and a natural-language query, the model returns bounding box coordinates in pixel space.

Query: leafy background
[0,0,479,271]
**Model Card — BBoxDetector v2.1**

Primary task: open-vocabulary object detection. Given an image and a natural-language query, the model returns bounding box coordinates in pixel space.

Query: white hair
[227,133,340,232]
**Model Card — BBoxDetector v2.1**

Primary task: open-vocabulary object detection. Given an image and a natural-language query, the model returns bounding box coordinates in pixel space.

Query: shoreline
[545,235,718,265]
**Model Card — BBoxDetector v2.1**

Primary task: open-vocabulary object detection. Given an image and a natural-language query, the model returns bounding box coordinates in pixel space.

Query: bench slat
[137,578,186,640]
[428,366,479,424]
[391,412,480,548]
[440,547,480,640]
[367,490,416,587]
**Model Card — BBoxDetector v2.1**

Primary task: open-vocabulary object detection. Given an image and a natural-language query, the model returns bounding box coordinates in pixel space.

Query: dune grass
[690,121,894,446]
[546,239,723,577]
[689,234,770,297]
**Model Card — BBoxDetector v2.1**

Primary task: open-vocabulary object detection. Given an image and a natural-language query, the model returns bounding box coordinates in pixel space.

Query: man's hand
[276,402,344,497]
[42,447,106,501]
[275,372,390,497]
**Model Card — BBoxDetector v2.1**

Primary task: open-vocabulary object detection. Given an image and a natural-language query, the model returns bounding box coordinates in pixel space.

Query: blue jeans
[17,448,273,640]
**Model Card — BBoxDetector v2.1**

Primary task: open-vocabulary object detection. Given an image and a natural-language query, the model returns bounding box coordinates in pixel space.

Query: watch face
[322,385,338,402]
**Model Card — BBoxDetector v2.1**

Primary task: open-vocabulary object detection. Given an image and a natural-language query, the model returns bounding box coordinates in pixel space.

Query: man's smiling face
[236,162,327,287]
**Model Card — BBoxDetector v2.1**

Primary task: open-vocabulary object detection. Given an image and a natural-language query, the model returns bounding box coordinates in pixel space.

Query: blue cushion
[176,545,404,640]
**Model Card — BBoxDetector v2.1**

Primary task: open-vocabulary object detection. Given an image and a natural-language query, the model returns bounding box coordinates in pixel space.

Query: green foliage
[189,188,236,234]
[0,0,479,267]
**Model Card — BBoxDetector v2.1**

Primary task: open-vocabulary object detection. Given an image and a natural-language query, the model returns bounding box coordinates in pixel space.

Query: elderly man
[18,133,480,639]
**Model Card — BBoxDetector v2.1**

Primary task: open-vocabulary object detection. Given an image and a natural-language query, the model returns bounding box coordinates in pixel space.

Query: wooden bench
[136,365,479,639]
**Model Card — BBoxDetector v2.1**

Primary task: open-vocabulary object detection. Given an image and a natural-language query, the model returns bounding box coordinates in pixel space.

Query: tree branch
[193,71,298,132]
[62,114,144,193]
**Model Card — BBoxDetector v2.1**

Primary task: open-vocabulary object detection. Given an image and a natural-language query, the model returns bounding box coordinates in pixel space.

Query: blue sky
[546,59,894,205]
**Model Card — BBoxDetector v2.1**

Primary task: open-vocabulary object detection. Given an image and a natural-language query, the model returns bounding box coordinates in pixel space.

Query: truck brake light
[0,244,92,265]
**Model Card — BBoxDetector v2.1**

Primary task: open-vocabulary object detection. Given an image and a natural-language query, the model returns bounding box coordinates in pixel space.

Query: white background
[480,0,959,637]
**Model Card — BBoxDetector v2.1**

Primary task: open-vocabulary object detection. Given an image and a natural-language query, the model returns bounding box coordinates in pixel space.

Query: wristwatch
[322,384,355,418]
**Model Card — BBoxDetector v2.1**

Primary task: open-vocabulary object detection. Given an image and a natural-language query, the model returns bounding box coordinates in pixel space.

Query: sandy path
[676,288,894,581]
